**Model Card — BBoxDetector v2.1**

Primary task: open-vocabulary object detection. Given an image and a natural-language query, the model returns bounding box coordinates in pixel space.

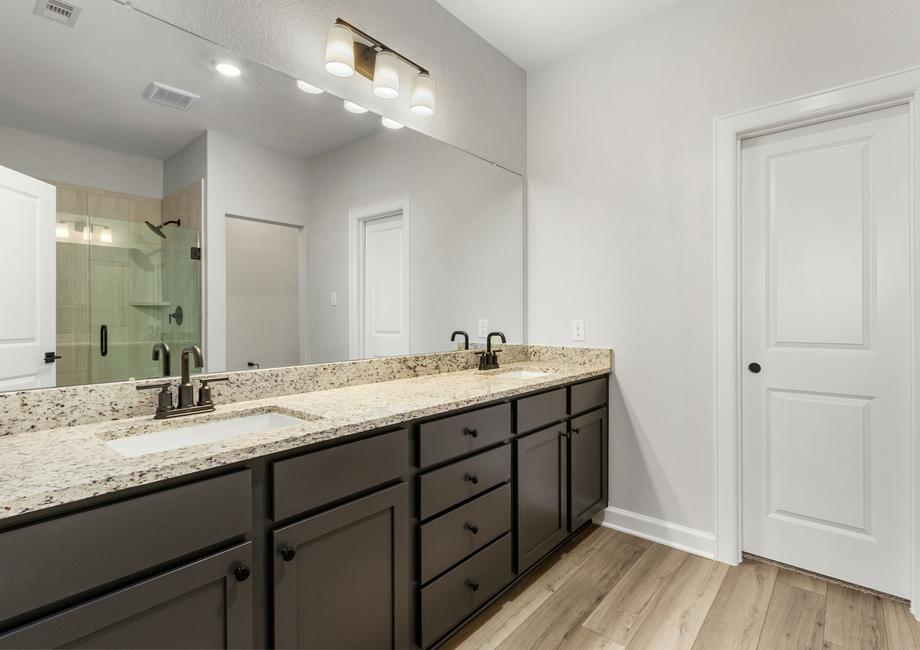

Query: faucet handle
[197,376,229,407]
[136,381,174,413]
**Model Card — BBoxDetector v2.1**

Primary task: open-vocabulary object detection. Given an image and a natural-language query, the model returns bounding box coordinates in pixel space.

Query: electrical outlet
[330,291,337,306]
[571,319,585,342]
[478,319,488,337]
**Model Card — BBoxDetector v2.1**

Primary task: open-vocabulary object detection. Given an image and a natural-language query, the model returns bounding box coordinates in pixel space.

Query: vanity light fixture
[381,116,404,129]
[411,73,435,116]
[324,23,355,77]
[100,226,113,244]
[325,18,436,115]
[373,51,400,99]
[214,62,241,77]
[296,79,324,94]
[343,100,368,114]
[55,221,70,238]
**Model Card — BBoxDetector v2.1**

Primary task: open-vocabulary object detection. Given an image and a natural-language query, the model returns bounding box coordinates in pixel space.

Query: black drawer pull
[465,522,480,535]
[464,473,479,485]
[100,324,108,357]
[279,544,297,562]
[233,564,251,582]
[464,427,479,438]
[466,578,480,592]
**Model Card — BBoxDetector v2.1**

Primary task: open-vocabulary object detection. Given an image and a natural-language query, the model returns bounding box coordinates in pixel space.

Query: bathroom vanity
[0,352,609,649]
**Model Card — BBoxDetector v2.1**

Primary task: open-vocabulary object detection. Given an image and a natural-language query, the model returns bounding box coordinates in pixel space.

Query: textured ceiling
[0,0,381,161]
[435,0,694,70]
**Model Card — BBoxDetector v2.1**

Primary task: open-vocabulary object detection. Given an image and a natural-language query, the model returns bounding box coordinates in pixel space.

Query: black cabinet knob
[572,428,580,435]
[748,362,762,374]
[466,578,480,592]
[279,544,297,562]
[464,427,479,438]
[233,564,251,582]
[464,473,479,485]
[465,522,480,535]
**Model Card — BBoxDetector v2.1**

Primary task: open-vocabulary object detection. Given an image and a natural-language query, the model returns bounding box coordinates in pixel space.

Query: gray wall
[307,129,523,363]
[131,0,527,175]
[526,0,920,538]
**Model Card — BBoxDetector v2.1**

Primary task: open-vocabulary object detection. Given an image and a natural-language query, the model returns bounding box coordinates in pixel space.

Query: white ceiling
[0,0,382,161]
[435,0,692,70]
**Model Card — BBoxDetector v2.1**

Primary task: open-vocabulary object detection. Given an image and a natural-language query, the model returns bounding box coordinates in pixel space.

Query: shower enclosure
[54,186,202,387]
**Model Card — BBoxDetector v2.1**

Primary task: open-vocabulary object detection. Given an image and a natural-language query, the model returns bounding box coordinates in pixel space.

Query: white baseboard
[600,506,716,559]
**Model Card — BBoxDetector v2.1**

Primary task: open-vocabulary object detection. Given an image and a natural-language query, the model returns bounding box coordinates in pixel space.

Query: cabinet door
[569,408,609,531]
[0,542,253,650]
[515,423,568,572]
[272,483,409,649]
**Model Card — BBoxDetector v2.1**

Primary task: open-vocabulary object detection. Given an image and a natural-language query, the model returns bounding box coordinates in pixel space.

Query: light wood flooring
[443,525,920,650]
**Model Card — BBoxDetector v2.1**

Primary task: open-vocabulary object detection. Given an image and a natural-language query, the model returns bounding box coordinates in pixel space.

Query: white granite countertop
[0,360,609,521]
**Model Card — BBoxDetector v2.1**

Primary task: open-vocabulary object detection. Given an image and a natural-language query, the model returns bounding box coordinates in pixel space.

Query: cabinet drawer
[420,534,512,648]
[420,484,511,583]
[0,470,252,624]
[0,542,253,649]
[419,445,511,520]
[272,428,408,521]
[516,388,566,433]
[570,377,607,415]
[419,403,511,467]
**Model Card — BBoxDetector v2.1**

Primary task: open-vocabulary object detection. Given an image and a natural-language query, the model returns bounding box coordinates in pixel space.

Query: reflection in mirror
[0,0,523,391]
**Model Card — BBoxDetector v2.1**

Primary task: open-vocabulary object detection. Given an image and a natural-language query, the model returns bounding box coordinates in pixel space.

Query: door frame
[714,67,920,615]
[348,197,411,359]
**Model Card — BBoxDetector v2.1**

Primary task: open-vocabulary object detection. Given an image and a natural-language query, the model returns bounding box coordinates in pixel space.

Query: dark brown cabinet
[272,483,410,649]
[0,542,254,650]
[515,422,568,572]
[569,408,608,531]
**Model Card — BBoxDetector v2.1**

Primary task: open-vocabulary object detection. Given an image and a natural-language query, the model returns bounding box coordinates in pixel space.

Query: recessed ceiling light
[215,62,242,77]
[296,80,324,95]
[343,100,368,114]
[381,116,404,129]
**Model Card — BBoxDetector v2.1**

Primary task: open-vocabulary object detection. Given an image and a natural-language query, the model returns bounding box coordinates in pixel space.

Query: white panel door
[741,105,911,596]
[0,165,56,390]
[362,214,409,358]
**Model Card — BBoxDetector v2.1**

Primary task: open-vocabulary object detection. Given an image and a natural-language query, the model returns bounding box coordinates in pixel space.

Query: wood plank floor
[443,526,920,650]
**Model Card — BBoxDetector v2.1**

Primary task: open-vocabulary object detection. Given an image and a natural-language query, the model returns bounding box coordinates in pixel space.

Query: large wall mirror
[0,0,524,391]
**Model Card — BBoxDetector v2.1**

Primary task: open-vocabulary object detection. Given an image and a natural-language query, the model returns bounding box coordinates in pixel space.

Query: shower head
[145,221,166,239]
[144,219,180,239]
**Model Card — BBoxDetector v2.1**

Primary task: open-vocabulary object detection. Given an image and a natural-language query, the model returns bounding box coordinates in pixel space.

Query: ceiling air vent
[33,0,81,27]
[143,82,200,111]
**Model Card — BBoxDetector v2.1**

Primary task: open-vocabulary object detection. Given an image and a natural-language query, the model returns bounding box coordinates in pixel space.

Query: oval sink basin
[105,412,310,458]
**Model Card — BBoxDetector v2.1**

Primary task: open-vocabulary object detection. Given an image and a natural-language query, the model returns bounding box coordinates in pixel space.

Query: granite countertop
[0,360,609,522]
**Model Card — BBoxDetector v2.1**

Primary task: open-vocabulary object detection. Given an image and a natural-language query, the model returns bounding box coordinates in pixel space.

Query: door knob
[279,544,297,562]
[748,362,762,374]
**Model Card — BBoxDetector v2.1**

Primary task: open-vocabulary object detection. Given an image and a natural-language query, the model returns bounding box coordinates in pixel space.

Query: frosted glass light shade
[343,100,368,114]
[100,226,113,244]
[411,73,435,116]
[373,51,400,99]
[55,221,70,238]
[215,62,241,77]
[381,116,404,129]
[324,24,355,77]
[296,79,324,94]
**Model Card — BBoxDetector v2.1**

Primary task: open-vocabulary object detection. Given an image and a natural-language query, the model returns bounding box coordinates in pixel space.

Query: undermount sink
[490,369,553,380]
[104,411,311,458]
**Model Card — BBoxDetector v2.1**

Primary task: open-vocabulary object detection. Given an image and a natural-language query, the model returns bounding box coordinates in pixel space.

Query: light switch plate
[571,319,585,342]
[478,319,488,337]
[330,291,337,306]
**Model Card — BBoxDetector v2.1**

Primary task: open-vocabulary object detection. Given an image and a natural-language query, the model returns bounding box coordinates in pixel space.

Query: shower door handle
[100,324,108,357]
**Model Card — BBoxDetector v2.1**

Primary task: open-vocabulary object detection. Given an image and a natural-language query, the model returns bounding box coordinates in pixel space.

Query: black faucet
[479,331,506,370]
[451,330,470,350]
[178,345,204,408]
[152,342,170,377]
